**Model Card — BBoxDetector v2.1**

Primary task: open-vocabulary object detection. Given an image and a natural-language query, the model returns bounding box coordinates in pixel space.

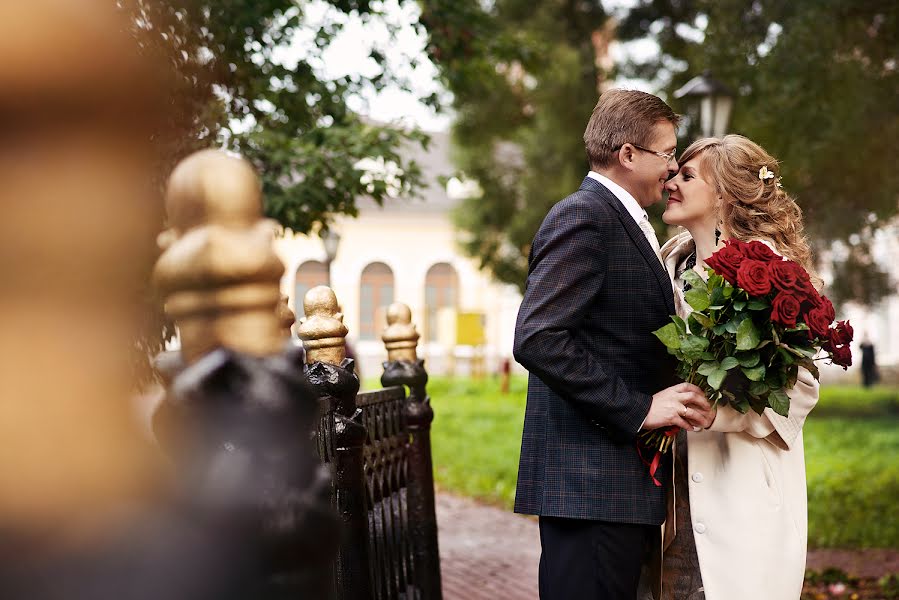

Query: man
[513,89,715,599]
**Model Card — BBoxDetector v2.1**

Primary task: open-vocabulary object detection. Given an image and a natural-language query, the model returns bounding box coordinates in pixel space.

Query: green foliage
[120,1,432,382]
[121,0,430,235]
[816,385,899,418]
[618,0,899,305]
[428,376,528,507]
[805,416,899,548]
[426,377,899,548]
[422,0,611,290]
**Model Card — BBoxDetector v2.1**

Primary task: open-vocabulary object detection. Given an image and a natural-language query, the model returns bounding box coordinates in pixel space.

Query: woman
[657,135,820,600]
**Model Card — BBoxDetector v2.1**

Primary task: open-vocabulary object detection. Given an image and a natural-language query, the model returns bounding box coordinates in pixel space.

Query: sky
[283,0,661,132]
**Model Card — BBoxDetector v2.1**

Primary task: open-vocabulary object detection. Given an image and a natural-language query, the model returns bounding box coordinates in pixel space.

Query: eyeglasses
[616,143,677,164]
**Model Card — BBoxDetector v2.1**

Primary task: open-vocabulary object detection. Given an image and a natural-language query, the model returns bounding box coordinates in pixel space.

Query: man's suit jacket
[513,176,679,525]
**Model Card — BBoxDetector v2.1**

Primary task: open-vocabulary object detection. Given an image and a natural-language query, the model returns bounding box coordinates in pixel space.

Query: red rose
[771,292,802,327]
[705,240,745,284]
[831,344,852,369]
[805,307,833,339]
[817,295,836,322]
[829,320,854,346]
[736,259,772,296]
[743,240,779,262]
[769,259,810,300]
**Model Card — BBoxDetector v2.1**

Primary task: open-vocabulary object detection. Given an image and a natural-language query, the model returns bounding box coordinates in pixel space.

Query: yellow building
[273,130,523,378]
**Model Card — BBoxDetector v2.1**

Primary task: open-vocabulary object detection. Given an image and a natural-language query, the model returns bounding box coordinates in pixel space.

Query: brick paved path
[437,493,539,600]
[435,492,899,599]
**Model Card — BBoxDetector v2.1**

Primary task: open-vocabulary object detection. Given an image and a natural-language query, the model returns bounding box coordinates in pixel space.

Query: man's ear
[617,144,636,171]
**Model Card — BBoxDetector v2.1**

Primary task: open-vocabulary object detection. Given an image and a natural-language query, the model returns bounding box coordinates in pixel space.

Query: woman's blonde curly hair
[679,134,823,289]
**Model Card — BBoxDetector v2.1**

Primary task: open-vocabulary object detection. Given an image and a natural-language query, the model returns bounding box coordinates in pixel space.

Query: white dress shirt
[587,171,663,260]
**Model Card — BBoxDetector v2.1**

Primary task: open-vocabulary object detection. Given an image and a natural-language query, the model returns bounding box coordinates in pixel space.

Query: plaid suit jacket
[513,176,679,525]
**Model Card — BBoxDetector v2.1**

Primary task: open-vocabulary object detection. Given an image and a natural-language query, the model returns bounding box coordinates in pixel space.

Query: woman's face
[662,155,720,231]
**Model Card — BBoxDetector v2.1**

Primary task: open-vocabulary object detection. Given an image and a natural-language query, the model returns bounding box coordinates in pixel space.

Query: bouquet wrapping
[640,239,852,484]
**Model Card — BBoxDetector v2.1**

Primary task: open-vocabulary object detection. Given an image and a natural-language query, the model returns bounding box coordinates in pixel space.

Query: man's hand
[642,382,715,431]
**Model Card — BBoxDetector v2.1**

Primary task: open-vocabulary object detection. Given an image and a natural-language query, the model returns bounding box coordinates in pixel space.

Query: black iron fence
[300,289,443,600]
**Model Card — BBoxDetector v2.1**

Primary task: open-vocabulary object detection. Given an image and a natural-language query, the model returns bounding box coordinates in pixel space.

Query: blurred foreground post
[382,304,443,599]
[153,150,339,598]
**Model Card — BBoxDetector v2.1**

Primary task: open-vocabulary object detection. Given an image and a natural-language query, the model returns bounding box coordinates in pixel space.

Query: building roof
[357,128,459,214]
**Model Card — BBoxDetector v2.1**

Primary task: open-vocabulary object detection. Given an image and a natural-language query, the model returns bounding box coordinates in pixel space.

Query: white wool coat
[658,231,819,600]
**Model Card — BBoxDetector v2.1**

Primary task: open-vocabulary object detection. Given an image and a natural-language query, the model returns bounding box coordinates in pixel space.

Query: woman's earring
[715,222,722,245]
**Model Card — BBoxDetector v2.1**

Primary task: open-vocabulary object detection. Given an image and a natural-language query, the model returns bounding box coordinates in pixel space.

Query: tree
[427,0,898,303]
[421,0,612,290]
[618,0,899,243]
[618,0,898,306]
[123,0,431,234]
[120,0,434,383]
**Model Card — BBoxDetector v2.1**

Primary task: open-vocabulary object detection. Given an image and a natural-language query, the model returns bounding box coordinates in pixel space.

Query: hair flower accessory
[759,166,776,181]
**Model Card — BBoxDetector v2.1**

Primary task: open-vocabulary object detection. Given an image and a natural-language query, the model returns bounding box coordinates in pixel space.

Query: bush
[815,385,899,417]
[804,416,899,548]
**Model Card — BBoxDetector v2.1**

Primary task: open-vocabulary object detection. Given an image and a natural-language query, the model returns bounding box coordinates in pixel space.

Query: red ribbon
[637,426,679,487]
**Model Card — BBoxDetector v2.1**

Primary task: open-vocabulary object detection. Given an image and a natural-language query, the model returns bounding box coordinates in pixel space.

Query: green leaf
[769,389,791,417]
[681,335,710,359]
[707,368,727,390]
[736,318,761,350]
[710,287,725,307]
[736,351,761,368]
[797,358,820,380]
[653,323,682,349]
[691,312,714,329]
[700,352,717,360]
[681,269,707,292]
[733,300,747,311]
[742,364,767,381]
[685,289,711,312]
[672,315,687,335]
[778,347,797,365]
[749,381,769,396]
[748,300,770,310]
[722,286,733,298]
[720,356,740,370]
[712,323,728,335]
[697,361,720,376]
[725,319,740,334]
[731,397,750,414]
[749,395,768,415]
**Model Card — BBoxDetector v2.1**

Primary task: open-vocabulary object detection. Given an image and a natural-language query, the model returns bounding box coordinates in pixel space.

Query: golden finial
[296,286,348,365]
[277,294,296,339]
[152,149,285,363]
[382,302,419,362]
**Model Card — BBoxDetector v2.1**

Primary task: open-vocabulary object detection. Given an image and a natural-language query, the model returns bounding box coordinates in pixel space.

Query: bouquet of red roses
[641,239,852,464]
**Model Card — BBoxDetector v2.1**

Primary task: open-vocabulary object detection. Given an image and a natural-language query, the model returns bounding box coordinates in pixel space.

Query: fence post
[152,149,339,597]
[381,303,443,599]
[297,286,371,600]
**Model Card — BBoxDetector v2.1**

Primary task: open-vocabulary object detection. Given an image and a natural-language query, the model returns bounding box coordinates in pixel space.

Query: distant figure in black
[860,333,878,388]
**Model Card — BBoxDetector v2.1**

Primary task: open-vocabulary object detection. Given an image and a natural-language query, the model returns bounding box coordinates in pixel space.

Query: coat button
[694,522,706,534]
[692,472,704,483]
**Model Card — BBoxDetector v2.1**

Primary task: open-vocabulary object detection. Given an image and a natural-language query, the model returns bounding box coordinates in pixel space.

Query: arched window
[359,262,394,340]
[294,261,329,318]
[425,263,458,342]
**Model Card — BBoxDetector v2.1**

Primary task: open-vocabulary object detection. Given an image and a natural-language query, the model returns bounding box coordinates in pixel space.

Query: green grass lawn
[426,376,899,548]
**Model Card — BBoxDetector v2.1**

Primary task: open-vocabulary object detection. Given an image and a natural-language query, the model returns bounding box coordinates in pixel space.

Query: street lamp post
[321,227,341,287]
[674,70,735,139]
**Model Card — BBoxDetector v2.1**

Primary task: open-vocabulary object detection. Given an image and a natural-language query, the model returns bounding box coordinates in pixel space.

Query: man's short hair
[584,89,680,169]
